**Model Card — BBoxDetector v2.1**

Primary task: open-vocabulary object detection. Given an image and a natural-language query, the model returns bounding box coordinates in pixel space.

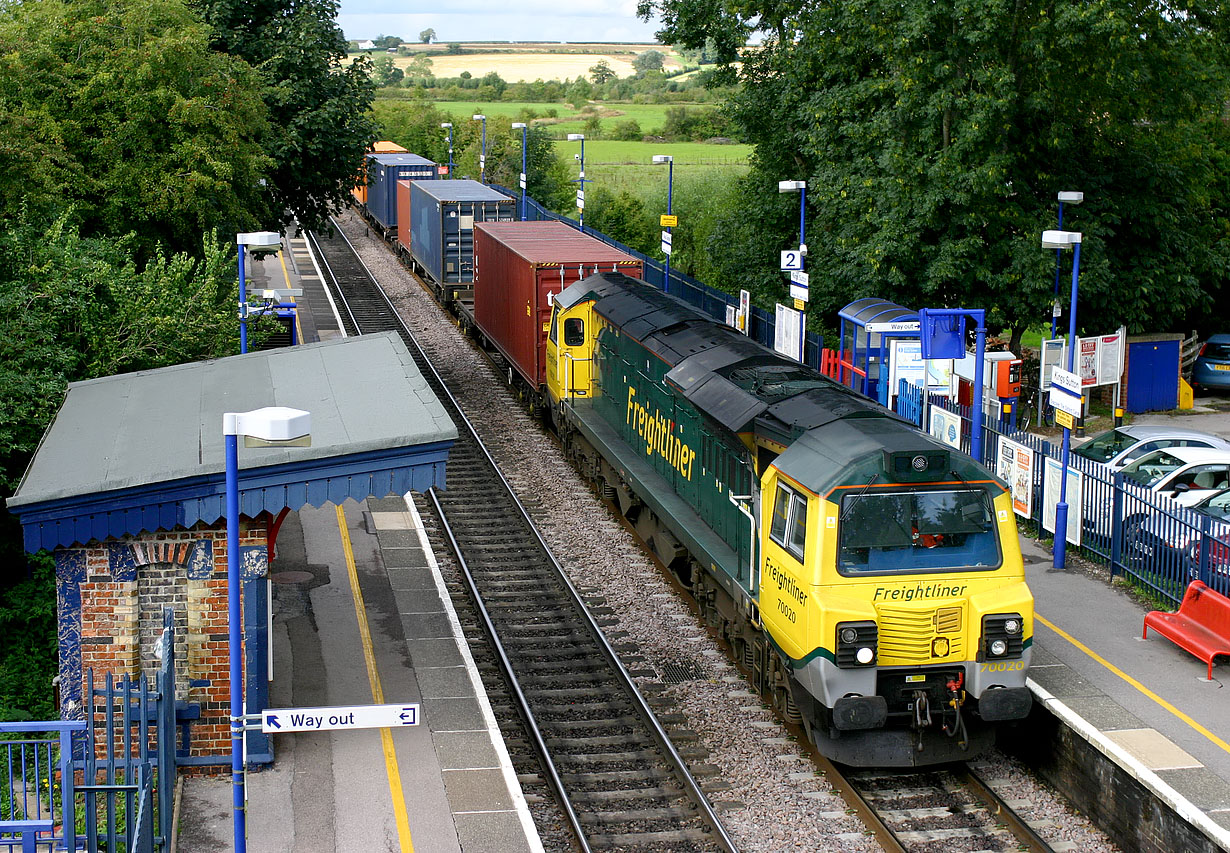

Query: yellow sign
[793,299,805,311]
[1056,410,1075,429]
[660,214,678,227]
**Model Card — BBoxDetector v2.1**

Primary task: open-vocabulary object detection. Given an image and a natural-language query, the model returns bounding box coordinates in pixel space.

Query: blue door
[1127,340,1180,412]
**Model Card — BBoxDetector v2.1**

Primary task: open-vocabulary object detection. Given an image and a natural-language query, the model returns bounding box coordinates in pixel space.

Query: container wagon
[470,221,642,407]
[351,141,409,207]
[366,153,438,238]
[402,179,514,304]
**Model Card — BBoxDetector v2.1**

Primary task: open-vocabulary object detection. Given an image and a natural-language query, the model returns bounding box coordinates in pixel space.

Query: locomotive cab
[546,295,599,405]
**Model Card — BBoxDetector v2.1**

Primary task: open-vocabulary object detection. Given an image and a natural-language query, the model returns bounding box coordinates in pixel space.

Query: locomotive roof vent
[727,364,825,400]
[883,449,949,482]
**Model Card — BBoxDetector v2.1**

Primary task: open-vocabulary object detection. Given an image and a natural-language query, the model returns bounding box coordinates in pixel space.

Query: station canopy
[7,332,458,553]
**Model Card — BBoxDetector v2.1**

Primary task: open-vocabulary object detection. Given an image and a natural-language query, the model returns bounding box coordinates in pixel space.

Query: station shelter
[6,332,457,768]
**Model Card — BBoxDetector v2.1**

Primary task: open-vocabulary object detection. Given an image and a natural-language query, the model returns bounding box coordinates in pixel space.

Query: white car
[1119,446,1230,508]
[1074,424,1230,470]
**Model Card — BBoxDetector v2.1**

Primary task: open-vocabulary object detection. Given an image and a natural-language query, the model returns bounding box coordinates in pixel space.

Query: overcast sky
[336,0,664,44]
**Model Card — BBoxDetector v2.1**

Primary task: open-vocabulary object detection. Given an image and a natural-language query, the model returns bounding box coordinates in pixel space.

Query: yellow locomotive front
[760,420,1033,766]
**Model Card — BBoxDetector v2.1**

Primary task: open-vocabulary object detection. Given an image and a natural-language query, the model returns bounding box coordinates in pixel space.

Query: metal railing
[0,608,179,853]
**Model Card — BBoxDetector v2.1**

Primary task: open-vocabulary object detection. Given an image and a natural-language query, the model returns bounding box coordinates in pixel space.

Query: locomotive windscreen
[838,488,1000,574]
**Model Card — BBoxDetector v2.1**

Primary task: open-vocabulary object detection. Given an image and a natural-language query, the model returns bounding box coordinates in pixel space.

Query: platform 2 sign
[262,703,420,733]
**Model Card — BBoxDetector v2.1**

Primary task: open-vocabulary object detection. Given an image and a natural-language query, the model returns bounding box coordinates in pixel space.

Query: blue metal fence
[895,378,1226,608]
[0,608,178,852]
[489,184,824,367]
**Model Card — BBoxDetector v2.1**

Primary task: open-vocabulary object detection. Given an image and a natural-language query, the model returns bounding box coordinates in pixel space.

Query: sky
[336,0,664,45]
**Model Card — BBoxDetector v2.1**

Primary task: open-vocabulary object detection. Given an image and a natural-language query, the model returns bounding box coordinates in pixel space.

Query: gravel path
[333,211,1120,853]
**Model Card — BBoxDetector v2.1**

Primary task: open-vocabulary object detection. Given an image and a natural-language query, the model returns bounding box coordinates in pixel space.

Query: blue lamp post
[567,133,587,228]
[512,122,528,221]
[440,122,454,176]
[1050,192,1084,338]
[653,154,673,295]
[1042,228,1082,569]
[236,232,281,354]
[223,406,311,853]
[472,114,486,182]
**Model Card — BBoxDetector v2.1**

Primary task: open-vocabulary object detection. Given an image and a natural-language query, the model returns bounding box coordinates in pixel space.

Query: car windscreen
[838,488,1000,574]
[1202,343,1230,360]
[1197,490,1230,521]
[1073,429,1135,462]
[1121,451,1186,487]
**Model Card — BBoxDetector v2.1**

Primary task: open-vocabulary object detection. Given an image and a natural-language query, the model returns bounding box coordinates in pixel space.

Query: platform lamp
[1042,228,1082,570]
[653,155,674,295]
[440,122,454,175]
[512,122,528,221]
[223,406,311,853]
[567,133,587,228]
[472,114,486,182]
[236,231,281,354]
[1050,192,1084,338]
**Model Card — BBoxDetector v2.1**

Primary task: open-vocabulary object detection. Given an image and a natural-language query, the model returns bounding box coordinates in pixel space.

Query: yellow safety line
[278,248,306,345]
[335,503,416,852]
[1035,613,1230,756]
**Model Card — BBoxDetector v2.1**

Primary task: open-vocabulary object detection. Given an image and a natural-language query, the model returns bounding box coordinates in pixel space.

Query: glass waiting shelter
[837,299,921,405]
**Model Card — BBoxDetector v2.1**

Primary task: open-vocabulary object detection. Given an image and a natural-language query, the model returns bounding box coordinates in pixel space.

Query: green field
[552,139,750,166]
[433,101,725,139]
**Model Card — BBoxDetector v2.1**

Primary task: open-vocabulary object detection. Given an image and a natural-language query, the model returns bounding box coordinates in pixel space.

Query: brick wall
[57,518,268,762]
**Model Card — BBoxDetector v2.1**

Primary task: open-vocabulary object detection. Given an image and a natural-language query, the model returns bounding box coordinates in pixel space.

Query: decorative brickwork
[55,517,269,764]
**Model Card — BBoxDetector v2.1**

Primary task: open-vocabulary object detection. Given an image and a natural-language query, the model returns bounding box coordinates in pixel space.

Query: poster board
[1042,457,1083,547]
[929,406,963,450]
[889,340,953,402]
[774,303,803,362]
[996,437,1034,518]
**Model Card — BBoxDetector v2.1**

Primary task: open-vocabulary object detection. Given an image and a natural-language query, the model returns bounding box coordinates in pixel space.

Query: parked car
[1073,424,1230,470]
[1119,447,1230,506]
[1125,487,1230,582]
[1191,334,1230,393]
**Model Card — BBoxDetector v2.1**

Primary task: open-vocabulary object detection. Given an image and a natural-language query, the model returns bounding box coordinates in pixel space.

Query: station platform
[1021,536,1230,847]
[177,225,1230,851]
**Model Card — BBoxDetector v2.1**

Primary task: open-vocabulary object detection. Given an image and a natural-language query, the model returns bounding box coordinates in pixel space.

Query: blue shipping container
[409,180,515,285]
[368,153,437,233]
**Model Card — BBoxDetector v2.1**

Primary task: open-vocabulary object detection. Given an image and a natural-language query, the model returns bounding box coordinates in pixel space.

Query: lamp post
[567,133,587,228]
[778,180,808,362]
[440,122,454,176]
[1042,229,1082,570]
[512,122,528,221]
[652,154,673,295]
[236,232,281,354]
[1050,192,1084,338]
[223,406,311,853]
[472,114,486,182]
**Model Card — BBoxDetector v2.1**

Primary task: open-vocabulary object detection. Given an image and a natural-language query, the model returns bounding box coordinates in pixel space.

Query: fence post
[158,607,176,849]
[1110,471,1124,578]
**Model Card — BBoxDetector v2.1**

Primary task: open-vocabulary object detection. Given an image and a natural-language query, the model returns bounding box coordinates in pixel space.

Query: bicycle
[1017,385,1054,432]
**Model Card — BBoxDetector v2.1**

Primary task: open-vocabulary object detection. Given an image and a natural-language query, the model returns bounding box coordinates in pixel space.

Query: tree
[632,49,665,75]
[197,0,380,232]
[445,42,463,54]
[0,0,273,255]
[419,28,435,44]
[590,59,616,84]
[407,54,434,80]
[641,0,1230,343]
[374,34,403,49]
[371,54,404,87]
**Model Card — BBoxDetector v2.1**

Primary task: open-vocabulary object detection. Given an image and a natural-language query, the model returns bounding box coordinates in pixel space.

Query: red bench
[1143,581,1230,680]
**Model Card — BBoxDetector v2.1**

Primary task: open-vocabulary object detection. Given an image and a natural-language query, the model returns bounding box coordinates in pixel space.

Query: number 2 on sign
[780,250,803,271]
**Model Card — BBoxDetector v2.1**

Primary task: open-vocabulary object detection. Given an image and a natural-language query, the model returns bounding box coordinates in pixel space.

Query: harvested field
[394,52,641,81]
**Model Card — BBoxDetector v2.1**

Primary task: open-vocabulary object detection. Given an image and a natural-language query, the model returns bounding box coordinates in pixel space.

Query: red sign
[437,165,449,175]
[1079,339,1098,386]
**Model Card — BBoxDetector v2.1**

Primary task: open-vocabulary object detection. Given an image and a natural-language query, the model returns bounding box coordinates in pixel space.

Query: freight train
[349,151,1034,766]
[540,272,1034,767]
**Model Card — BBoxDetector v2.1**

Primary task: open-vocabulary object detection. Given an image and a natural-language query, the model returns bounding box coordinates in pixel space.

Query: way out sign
[262,703,420,733]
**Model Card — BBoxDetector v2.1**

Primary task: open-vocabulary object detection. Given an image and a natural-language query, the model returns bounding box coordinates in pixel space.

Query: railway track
[307,224,738,852]
[817,752,1056,853]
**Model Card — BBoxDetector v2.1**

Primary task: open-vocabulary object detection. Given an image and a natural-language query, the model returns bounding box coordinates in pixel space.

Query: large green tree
[196,0,380,231]
[0,0,273,255]
[641,0,1230,344]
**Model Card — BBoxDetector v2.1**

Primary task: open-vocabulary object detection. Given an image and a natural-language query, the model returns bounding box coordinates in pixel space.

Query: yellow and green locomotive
[546,272,1033,767]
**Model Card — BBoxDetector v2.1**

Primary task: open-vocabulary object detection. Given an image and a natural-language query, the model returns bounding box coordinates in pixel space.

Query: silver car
[1073,424,1230,470]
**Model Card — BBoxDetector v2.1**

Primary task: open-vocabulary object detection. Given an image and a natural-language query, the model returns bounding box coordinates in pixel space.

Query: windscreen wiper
[840,474,879,521]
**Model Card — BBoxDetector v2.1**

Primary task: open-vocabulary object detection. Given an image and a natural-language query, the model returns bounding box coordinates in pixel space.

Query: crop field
[433,102,726,138]
[392,52,643,82]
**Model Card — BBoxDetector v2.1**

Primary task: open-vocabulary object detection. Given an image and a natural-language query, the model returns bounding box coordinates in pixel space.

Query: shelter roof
[7,332,457,551]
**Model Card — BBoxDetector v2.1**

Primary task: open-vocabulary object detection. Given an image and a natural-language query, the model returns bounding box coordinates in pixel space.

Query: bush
[611,120,642,141]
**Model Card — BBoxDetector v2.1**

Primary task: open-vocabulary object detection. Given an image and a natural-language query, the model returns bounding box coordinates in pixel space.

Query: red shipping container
[473,221,642,391]
[396,179,412,254]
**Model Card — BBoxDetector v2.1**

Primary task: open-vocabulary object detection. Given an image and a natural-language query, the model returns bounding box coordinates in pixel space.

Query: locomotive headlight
[836,621,878,668]
[980,613,1025,662]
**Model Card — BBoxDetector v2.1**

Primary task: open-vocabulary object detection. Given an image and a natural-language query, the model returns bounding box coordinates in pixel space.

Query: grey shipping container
[409,180,515,286]
[367,153,437,234]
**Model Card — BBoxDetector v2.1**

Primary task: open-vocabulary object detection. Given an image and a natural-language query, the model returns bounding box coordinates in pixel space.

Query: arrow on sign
[266,714,281,729]
[399,707,416,724]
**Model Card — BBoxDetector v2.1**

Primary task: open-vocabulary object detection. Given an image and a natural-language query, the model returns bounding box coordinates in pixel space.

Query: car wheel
[1123,525,1149,572]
